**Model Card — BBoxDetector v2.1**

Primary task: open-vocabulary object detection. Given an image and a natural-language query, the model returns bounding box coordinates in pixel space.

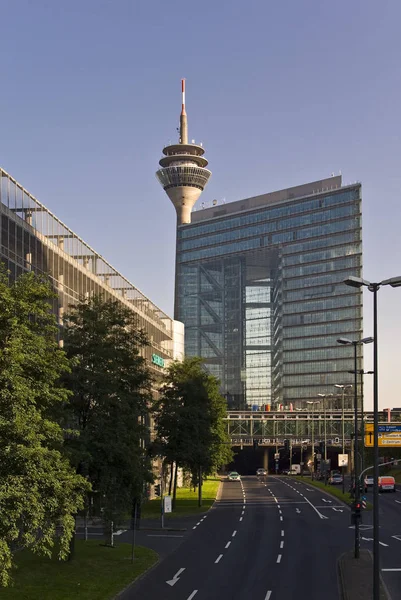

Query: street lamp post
[344,275,401,599]
[347,369,374,475]
[337,337,374,560]
[334,384,352,494]
[318,393,333,481]
[307,400,320,478]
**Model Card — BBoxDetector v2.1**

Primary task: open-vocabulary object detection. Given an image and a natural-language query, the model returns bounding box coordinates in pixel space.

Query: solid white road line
[232,530,237,537]
[215,554,223,564]
[382,568,401,572]
[225,541,231,549]
[187,591,198,600]
[265,591,272,600]
[280,541,284,548]
[277,554,282,563]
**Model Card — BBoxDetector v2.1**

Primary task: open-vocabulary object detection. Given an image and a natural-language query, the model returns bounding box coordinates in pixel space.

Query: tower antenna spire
[156,79,211,225]
[180,78,188,144]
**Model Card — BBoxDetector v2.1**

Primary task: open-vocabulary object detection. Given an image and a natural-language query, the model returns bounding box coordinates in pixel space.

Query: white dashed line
[265,591,272,600]
[241,511,245,515]
[281,530,284,536]
[280,541,284,548]
[215,554,223,564]
[277,554,282,563]
[187,591,198,600]
[280,516,283,521]
[239,516,243,521]
[232,530,237,537]
[225,541,231,549]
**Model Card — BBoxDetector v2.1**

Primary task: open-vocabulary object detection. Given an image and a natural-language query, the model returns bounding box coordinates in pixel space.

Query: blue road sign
[378,425,401,433]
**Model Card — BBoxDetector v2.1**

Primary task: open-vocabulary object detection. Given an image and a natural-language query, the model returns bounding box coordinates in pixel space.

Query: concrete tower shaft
[156,79,211,225]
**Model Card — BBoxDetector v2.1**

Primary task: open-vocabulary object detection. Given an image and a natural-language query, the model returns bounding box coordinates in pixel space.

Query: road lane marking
[225,541,231,548]
[296,508,301,514]
[187,591,198,600]
[215,554,223,564]
[265,591,272,600]
[382,569,401,572]
[396,500,401,505]
[196,522,201,525]
[280,541,284,548]
[166,567,185,586]
[300,494,329,520]
[279,510,282,514]
[239,517,243,521]
[277,505,281,508]
[243,505,246,509]
[280,516,283,521]
[379,542,389,547]
[392,535,401,541]
[241,511,245,515]
[277,554,282,563]
[281,530,284,536]
[232,530,237,537]
[192,526,197,529]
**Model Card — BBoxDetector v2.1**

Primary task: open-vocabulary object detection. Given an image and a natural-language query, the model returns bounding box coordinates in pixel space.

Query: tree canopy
[154,357,232,500]
[63,296,153,527]
[0,269,89,586]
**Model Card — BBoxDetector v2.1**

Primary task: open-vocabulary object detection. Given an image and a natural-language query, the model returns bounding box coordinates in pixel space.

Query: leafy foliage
[0,268,89,586]
[154,357,232,480]
[63,296,153,526]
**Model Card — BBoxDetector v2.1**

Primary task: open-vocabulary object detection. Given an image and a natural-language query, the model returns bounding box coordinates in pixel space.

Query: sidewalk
[338,550,389,600]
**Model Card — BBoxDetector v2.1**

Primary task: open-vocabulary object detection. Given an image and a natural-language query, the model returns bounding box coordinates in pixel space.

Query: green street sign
[152,353,165,368]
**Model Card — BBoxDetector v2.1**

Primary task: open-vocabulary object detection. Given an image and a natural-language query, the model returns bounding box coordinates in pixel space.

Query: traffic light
[351,500,362,524]
[154,484,161,497]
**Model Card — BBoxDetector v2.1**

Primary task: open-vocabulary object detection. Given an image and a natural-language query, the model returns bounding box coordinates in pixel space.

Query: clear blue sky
[1,0,400,408]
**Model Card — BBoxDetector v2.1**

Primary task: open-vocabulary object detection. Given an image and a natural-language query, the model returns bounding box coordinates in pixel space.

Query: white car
[227,471,241,481]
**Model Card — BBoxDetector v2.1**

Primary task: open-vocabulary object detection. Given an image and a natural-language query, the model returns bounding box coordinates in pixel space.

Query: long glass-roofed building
[0,166,183,374]
[175,175,363,410]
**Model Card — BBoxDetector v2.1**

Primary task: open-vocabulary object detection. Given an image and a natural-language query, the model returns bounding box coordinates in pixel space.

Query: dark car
[256,468,267,476]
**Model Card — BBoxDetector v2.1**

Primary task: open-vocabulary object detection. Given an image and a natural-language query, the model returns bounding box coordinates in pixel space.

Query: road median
[338,550,389,599]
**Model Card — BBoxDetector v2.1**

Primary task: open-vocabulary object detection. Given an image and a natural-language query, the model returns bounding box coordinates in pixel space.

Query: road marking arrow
[296,508,301,514]
[322,499,332,503]
[166,567,185,587]
[362,537,374,541]
[332,508,343,512]
[379,542,389,547]
[392,535,401,541]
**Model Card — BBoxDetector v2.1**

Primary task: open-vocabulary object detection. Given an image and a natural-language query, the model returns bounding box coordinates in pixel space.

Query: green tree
[154,357,232,507]
[63,296,153,542]
[0,268,89,586]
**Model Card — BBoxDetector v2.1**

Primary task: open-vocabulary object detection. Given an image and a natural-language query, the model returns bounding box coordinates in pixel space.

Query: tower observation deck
[156,80,211,225]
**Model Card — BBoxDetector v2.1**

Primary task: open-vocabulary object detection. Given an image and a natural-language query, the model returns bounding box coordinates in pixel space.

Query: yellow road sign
[364,423,401,447]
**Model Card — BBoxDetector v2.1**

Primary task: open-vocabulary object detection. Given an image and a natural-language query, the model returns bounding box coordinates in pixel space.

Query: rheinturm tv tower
[156,79,211,225]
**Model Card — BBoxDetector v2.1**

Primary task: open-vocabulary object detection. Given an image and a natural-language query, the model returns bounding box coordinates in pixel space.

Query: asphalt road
[119,476,355,600]
[357,486,401,599]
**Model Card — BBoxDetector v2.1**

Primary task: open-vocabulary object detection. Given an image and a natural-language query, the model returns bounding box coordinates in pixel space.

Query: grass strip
[141,477,221,519]
[1,541,157,600]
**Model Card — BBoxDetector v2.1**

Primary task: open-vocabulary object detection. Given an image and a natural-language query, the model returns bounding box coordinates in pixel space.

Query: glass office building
[176,175,362,410]
[0,166,183,375]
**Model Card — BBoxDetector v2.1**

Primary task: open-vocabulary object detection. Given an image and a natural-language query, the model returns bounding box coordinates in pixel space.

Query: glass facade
[176,179,363,410]
[0,167,176,376]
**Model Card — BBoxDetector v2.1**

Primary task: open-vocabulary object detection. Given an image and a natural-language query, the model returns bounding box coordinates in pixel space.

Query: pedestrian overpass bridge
[224,410,391,448]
